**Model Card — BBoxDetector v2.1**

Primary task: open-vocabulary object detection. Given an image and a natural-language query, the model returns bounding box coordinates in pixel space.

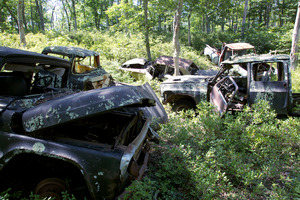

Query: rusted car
[42,46,112,90]
[204,42,256,66]
[120,56,200,80]
[161,53,300,115]
[0,47,166,199]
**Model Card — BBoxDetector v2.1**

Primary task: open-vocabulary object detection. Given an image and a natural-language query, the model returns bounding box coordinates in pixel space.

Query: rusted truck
[161,53,300,115]
[204,42,256,66]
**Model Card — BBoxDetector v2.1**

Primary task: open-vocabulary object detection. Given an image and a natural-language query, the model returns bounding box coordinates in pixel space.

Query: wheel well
[165,93,196,106]
[0,153,90,198]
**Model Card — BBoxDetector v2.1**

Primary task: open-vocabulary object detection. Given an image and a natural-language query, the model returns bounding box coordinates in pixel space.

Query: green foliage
[292,66,300,93]
[0,30,299,200]
[125,101,300,199]
[0,189,77,200]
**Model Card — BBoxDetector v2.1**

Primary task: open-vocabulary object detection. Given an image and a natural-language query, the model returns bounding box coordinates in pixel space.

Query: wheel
[35,178,68,200]
[172,99,195,112]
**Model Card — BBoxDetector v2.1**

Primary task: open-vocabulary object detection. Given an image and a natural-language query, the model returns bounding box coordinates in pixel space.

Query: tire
[172,99,195,112]
[35,178,68,200]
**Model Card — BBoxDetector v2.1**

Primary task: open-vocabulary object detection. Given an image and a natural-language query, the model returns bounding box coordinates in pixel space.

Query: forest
[0,0,298,54]
[0,0,300,199]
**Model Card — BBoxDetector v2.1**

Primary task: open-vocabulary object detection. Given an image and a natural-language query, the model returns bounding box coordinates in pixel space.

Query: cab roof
[225,43,255,50]
[42,46,100,58]
[222,54,290,65]
[0,46,71,68]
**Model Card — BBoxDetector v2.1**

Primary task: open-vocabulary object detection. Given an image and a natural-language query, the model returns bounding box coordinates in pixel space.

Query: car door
[247,61,291,115]
[210,76,239,114]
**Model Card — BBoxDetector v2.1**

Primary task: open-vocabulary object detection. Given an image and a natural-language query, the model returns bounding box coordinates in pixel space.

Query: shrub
[125,100,300,199]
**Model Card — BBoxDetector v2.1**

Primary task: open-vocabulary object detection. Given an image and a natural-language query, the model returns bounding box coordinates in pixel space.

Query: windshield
[73,55,100,74]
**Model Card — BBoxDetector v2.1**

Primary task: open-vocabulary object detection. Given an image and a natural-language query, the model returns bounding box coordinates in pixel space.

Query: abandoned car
[161,53,300,115]
[41,46,167,128]
[0,46,167,199]
[42,46,112,90]
[204,42,256,66]
[120,55,200,80]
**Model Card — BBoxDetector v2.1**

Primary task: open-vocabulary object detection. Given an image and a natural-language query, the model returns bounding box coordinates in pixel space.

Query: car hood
[22,84,157,132]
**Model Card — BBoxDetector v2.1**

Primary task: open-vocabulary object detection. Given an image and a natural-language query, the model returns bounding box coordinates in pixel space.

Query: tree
[143,0,151,61]
[291,0,300,71]
[62,0,71,32]
[173,0,183,76]
[17,0,26,47]
[241,0,248,39]
[35,0,45,31]
[71,0,77,31]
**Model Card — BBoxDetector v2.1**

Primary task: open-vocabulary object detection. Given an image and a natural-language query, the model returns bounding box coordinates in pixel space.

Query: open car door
[210,76,239,114]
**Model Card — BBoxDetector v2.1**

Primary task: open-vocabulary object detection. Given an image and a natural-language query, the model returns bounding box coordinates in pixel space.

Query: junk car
[161,53,300,115]
[120,56,200,80]
[0,46,166,199]
[42,46,112,90]
[41,46,167,128]
[204,42,256,66]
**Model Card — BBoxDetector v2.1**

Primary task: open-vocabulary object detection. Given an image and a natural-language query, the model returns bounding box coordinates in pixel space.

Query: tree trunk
[71,0,77,31]
[21,0,27,31]
[241,0,248,39]
[188,10,191,46]
[105,3,109,31]
[3,2,18,27]
[50,6,56,30]
[35,0,45,31]
[173,0,183,76]
[291,0,300,71]
[143,0,151,61]
[248,0,251,29]
[206,14,210,34]
[62,0,71,32]
[17,0,26,47]
[234,15,238,33]
[158,14,162,31]
[221,16,225,32]
[31,0,34,31]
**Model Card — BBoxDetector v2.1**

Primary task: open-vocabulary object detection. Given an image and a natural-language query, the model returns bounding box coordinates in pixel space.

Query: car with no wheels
[42,46,112,90]
[120,56,201,81]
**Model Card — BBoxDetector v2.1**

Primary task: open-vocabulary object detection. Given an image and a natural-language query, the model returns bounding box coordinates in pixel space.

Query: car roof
[0,46,71,68]
[122,58,148,67]
[224,43,255,50]
[42,46,100,58]
[154,55,197,69]
[222,54,290,65]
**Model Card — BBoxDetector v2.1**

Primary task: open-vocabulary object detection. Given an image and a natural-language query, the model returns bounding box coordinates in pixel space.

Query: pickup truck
[204,42,256,66]
[161,53,300,115]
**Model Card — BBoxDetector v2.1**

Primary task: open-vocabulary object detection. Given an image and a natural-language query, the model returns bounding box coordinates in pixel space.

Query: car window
[253,62,284,82]
[73,56,99,74]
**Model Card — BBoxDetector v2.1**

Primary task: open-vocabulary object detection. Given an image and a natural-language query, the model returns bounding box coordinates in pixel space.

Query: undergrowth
[0,31,299,199]
[124,101,300,200]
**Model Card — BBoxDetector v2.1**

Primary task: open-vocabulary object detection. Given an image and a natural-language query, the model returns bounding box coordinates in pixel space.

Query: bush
[125,101,300,199]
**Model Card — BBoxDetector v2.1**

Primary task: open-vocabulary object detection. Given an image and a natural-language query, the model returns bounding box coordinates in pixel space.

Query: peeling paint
[32,142,45,153]
[24,114,44,132]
